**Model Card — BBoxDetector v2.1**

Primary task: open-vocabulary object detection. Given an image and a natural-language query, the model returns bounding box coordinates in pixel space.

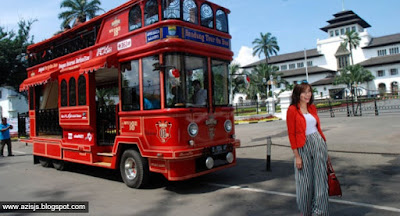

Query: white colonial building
[243,10,400,99]
[0,86,29,119]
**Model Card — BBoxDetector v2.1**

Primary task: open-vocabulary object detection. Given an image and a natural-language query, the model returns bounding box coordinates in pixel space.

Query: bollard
[266,136,272,171]
[329,100,335,118]
[374,99,379,116]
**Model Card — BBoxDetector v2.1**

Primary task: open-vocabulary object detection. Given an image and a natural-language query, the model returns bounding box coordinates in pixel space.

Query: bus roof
[28,0,230,52]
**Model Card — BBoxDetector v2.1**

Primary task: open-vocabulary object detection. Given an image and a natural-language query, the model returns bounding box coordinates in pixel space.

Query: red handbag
[327,160,342,197]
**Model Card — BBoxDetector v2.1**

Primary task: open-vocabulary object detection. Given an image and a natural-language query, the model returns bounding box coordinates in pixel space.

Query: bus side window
[69,77,76,106]
[121,60,140,111]
[78,75,86,105]
[142,56,160,110]
[61,79,68,107]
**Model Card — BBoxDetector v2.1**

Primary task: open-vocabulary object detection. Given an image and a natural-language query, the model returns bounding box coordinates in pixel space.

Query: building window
[129,5,142,31]
[289,63,295,69]
[0,90,2,99]
[352,26,356,32]
[144,0,159,26]
[297,62,304,68]
[307,61,313,67]
[390,68,398,76]
[377,70,385,77]
[329,31,334,37]
[337,55,349,69]
[389,47,399,55]
[340,28,345,35]
[280,65,287,71]
[335,30,339,36]
[183,0,198,24]
[377,49,387,56]
[200,3,213,28]
[346,27,350,33]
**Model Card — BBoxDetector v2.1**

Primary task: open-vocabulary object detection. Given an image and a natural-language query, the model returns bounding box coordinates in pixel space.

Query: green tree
[251,63,284,98]
[0,19,35,93]
[252,32,280,65]
[58,0,104,28]
[334,64,375,100]
[342,30,361,65]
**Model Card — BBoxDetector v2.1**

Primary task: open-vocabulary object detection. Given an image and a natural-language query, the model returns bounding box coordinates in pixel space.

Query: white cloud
[233,46,260,67]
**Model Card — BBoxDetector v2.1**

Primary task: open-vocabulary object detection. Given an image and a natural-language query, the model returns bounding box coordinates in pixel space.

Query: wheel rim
[124,158,137,180]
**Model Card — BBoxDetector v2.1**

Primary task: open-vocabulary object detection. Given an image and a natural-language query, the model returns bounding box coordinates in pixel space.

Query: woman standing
[286,83,329,216]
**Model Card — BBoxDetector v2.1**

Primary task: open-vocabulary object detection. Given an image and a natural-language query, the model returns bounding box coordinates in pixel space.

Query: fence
[233,101,280,116]
[315,96,400,118]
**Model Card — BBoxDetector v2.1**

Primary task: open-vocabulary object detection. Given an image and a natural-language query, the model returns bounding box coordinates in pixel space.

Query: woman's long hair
[290,83,314,107]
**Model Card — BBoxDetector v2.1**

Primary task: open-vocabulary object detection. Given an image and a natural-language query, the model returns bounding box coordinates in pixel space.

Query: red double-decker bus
[20,0,239,188]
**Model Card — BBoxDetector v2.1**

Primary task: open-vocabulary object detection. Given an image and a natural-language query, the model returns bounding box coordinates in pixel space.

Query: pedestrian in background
[0,117,14,157]
[286,82,329,215]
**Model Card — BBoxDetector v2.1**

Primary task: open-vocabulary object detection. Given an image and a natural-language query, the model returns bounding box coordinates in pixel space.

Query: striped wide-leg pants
[295,132,329,216]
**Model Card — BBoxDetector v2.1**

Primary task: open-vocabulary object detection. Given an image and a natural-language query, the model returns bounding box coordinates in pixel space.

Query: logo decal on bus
[96,45,112,57]
[117,39,132,51]
[205,116,218,139]
[156,121,172,143]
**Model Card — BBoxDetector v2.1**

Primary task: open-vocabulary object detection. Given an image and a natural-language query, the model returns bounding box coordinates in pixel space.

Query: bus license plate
[211,145,227,155]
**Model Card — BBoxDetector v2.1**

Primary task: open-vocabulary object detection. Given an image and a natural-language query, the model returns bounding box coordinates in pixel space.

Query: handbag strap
[327,160,334,174]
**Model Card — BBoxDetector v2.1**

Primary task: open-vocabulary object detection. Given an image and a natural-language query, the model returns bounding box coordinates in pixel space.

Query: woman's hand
[295,155,303,170]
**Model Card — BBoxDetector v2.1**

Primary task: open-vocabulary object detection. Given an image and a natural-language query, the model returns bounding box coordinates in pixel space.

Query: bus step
[93,162,112,167]
[97,152,113,157]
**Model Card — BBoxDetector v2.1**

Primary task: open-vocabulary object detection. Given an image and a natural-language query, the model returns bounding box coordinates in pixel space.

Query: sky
[1,0,399,67]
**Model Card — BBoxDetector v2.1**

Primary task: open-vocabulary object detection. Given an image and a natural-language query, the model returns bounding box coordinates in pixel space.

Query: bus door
[34,81,62,138]
[94,67,119,145]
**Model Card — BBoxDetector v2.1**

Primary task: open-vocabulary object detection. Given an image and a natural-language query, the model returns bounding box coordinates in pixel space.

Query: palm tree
[58,0,104,28]
[342,30,361,65]
[334,64,375,101]
[252,32,280,65]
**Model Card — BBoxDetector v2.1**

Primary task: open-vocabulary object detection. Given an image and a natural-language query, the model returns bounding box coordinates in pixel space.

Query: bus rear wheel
[39,157,51,168]
[52,160,66,171]
[120,149,149,189]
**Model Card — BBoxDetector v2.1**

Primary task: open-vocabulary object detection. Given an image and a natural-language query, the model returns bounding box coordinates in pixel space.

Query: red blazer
[286,104,326,149]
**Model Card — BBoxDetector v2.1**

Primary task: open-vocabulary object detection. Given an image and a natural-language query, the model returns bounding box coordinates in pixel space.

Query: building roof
[363,33,400,49]
[279,66,336,78]
[242,49,322,69]
[320,10,371,32]
[359,53,400,67]
[310,75,336,86]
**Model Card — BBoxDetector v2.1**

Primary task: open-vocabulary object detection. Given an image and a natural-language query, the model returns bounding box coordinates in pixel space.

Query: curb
[235,118,281,125]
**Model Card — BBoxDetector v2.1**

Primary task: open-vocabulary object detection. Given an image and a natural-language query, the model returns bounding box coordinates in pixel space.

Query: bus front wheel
[120,149,149,189]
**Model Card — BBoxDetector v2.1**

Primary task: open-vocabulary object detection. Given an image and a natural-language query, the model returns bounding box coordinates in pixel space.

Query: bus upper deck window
[183,0,198,24]
[144,0,159,26]
[216,9,228,33]
[69,77,76,106]
[200,3,213,29]
[129,5,142,31]
[163,0,181,20]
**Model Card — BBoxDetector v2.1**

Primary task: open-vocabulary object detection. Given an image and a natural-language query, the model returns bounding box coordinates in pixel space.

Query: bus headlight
[187,122,198,137]
[224,120,232,132]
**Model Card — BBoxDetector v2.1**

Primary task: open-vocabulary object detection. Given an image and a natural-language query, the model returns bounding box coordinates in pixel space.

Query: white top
[194,89,207,105]
[303,113,318,135]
